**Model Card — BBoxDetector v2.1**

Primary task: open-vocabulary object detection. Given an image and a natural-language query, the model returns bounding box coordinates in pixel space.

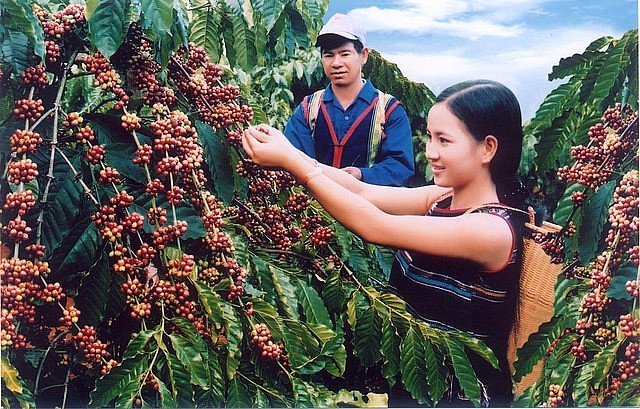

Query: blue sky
[325,0,638,121]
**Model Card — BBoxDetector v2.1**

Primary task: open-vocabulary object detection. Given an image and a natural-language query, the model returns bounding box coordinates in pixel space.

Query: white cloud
[332,0,632,119]
[376,25,620,119]
[347,0,549,39]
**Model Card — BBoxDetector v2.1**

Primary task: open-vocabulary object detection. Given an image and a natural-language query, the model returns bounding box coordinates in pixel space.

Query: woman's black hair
[435,79,528,209]
[317,34,364,54]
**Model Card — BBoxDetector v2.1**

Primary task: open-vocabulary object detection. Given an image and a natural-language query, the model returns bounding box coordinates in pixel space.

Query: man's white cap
[316,13,366,47]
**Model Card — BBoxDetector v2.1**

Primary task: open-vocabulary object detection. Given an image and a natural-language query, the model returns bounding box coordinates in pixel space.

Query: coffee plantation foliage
[0,0,638,407]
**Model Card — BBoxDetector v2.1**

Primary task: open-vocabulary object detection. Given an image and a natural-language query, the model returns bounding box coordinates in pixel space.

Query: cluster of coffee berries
[20,65,48,89]
[541,384,566,407]
[80,52,129,110]
[625,280,639,297]
[532,231,565,264]
[606,169,638,254]
[217,257,247,300]
[569,338,587,361]
[557,104,637,189]
[10,129,42,154]
[167,43,253,137]
[606,342,640,398]
[250,323,288,365]
[59,305,81,326]
[285,192,311,213]
[1,258,53,347]
[72,325,111,368]
[13,98,45,123]
[149,111,203,178]
[619,314,639,338]
[7,158,39,185]
[35,4,86,68]
[3,190,36,217]
[259,205,303,251]
[121,112,141,132]
[167,254,195,279]
[310,226,335,248]
[578,291,610,315]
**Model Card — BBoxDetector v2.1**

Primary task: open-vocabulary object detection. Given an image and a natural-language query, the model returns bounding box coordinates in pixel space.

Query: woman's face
[321,42,368,88]
[425,102,489,188]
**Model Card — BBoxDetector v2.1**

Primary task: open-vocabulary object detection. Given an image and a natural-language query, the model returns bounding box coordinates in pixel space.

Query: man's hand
[341,166,362,180]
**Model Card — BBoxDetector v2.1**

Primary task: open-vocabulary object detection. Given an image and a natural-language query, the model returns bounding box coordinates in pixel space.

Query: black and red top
[388,195,526,402]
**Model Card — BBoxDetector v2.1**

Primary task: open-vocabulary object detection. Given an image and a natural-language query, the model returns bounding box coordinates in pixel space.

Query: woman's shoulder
[421,185,453,211]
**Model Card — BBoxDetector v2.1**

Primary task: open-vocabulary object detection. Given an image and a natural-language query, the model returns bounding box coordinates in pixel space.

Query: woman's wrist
[297,159,322,185]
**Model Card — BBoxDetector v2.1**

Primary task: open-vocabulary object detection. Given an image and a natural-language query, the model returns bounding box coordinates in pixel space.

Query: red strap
[380,99,400,140]
[321,97,379,168]
[385,100,400,120]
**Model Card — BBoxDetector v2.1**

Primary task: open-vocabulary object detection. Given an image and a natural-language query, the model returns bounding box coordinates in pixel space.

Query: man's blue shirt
[284,81,415,186]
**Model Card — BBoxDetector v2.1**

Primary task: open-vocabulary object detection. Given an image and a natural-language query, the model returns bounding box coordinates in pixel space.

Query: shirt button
[344,115,349,120]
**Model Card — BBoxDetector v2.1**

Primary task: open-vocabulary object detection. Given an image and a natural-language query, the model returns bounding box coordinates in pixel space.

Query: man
[284,13,415,186]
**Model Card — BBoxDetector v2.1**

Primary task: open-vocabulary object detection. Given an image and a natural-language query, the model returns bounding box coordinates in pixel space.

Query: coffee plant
[0,1,501,407]
[512,105,639,406]
[1,0,638,407]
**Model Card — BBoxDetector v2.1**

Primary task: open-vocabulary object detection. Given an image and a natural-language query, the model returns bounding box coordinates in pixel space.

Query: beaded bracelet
[298,162,322,185]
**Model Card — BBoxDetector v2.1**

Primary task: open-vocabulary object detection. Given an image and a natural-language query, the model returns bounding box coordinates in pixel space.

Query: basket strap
[464,202,533,223]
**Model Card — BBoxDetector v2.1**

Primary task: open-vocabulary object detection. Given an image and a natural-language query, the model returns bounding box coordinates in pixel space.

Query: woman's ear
[482,135,498,164]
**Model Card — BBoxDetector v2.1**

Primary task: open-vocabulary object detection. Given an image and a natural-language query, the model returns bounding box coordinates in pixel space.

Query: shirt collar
[323,79,377,105]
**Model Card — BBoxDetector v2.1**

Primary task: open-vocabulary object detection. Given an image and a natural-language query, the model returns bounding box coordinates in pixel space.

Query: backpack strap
[304,89,324,138]
[367,90,398,167]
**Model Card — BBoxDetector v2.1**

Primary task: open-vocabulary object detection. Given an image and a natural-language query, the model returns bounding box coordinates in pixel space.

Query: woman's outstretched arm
[242,125,514,271]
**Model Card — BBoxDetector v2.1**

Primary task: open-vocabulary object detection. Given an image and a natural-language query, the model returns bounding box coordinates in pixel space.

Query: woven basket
[507,207,563,394]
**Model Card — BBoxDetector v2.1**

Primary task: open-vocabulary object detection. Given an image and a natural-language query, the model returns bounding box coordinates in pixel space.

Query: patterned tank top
[387,196,525,358]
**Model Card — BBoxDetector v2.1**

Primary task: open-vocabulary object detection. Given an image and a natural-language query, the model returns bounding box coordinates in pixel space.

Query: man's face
[321,42,368,87]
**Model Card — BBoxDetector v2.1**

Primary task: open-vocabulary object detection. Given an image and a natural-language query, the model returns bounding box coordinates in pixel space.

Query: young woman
[242,79,528,406]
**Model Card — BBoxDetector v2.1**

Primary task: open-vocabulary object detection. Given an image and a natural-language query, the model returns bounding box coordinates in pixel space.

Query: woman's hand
[242,125,301,170]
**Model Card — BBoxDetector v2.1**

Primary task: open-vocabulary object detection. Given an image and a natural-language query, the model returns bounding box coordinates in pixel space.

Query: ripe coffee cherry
[20,65,48,89]
[4,190,36,216]
[98,167,121,185]
[74,125,95,143]
[133,144,153,166]
[120,112,141,132]
[167,254,195,279]
[62,112,84,129]
[85,144,105,164]
[310,226,334,248]
[13,99,44,122]
[547,384,566,407]
[7,159,38,184]
[59,305,81,326]
[10,129,42,154]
